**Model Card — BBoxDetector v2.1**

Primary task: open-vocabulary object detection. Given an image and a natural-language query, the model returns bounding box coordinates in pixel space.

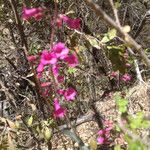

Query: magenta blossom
[66,18,80,29]
[97,119,113,145]
[27,55,37,62]
[110,71,118,78]
[22,7,43,21]
[64,87,77,101]
[52,42,69,59]
[40,50,57,65]
[37,73,42,79]
[57,89,65,95]
[64,54,78,67]
[121,73,131,82]
[41,82,51,87]
[57,75,65,83]
[97,128,111,145]
[52,65,59,77]
[97,137,105,144]
[59,14,81,29]
[37,63,44,73]
[53,98,66,118]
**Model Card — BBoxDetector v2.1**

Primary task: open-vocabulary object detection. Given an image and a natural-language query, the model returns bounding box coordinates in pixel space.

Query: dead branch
[84,0,150,68]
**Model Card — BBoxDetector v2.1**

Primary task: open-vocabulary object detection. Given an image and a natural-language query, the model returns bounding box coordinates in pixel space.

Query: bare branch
[109,0,120,26]
[84,0,150,68]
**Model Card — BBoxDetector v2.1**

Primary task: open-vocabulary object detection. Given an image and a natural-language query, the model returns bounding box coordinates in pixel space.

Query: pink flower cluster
[53,98,66,118]
[53,87,77,118]
[121,73,131,82]
[22,7,43,21]
[97,120,113,144]
[109,71,132,83]
[36,42,78,74]
[22,7,81,30]
[29,42,78,118]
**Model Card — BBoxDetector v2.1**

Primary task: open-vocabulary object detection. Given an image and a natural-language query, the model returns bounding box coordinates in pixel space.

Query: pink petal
[110,71,118,78]
[121,73,131,82]
[54,107,66,118]
[60,14,81,29]
[66,18,81,29]
[57,75,65,83]
[97,137,105,144]
[54,98,60,110]
[52,65,59,76]
[22,7,43,21]
[53,98,66,118]
[27,55,37,62]
[37,73,42,79]
[34,12,43,20]
[98,130,104,135]
[37,63,44,73]
[52,42,69,59]
[41,82,51,87]
[64,87,77,101]
[57,89,65,95]
[64,54,78,67]
[40,50,57,65]
[56,18,63,27]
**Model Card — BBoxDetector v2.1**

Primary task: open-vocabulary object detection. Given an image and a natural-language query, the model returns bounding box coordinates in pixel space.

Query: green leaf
[128,112,150,129]
[68,68,77,74]
[107,45,126,73]
[101,29,117,43]
[114,144,121,150]
[115,95,128,113]
[85,35,101,49]
[115,124,121,132]
[43,127,52,140]
[108,29,117,39]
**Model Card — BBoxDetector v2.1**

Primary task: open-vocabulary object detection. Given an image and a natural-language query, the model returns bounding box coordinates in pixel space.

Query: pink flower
[57,89,65,95]
[121,73,131,82]
[64,54,78,67]
[125,63,131,68]
[98,130,105,135]
[110,71,118,78]
[53,98,66,118]
[41,82,51,87]
[37,73,42,79]
[60,14,81,29]
[27,55,37,62]
[98,128,111,137]
[97,137,105,144]
[66,18,81,29]
[57,75,65,83]
[33,12,43,20]
[52,42,69,59]
[52,65,59,77]
[22,7,43,21]
[64,87,76,101]
[56,17,63,27]
[42,89,50,97]
[40,50,57,65]
[37,63,44,73]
